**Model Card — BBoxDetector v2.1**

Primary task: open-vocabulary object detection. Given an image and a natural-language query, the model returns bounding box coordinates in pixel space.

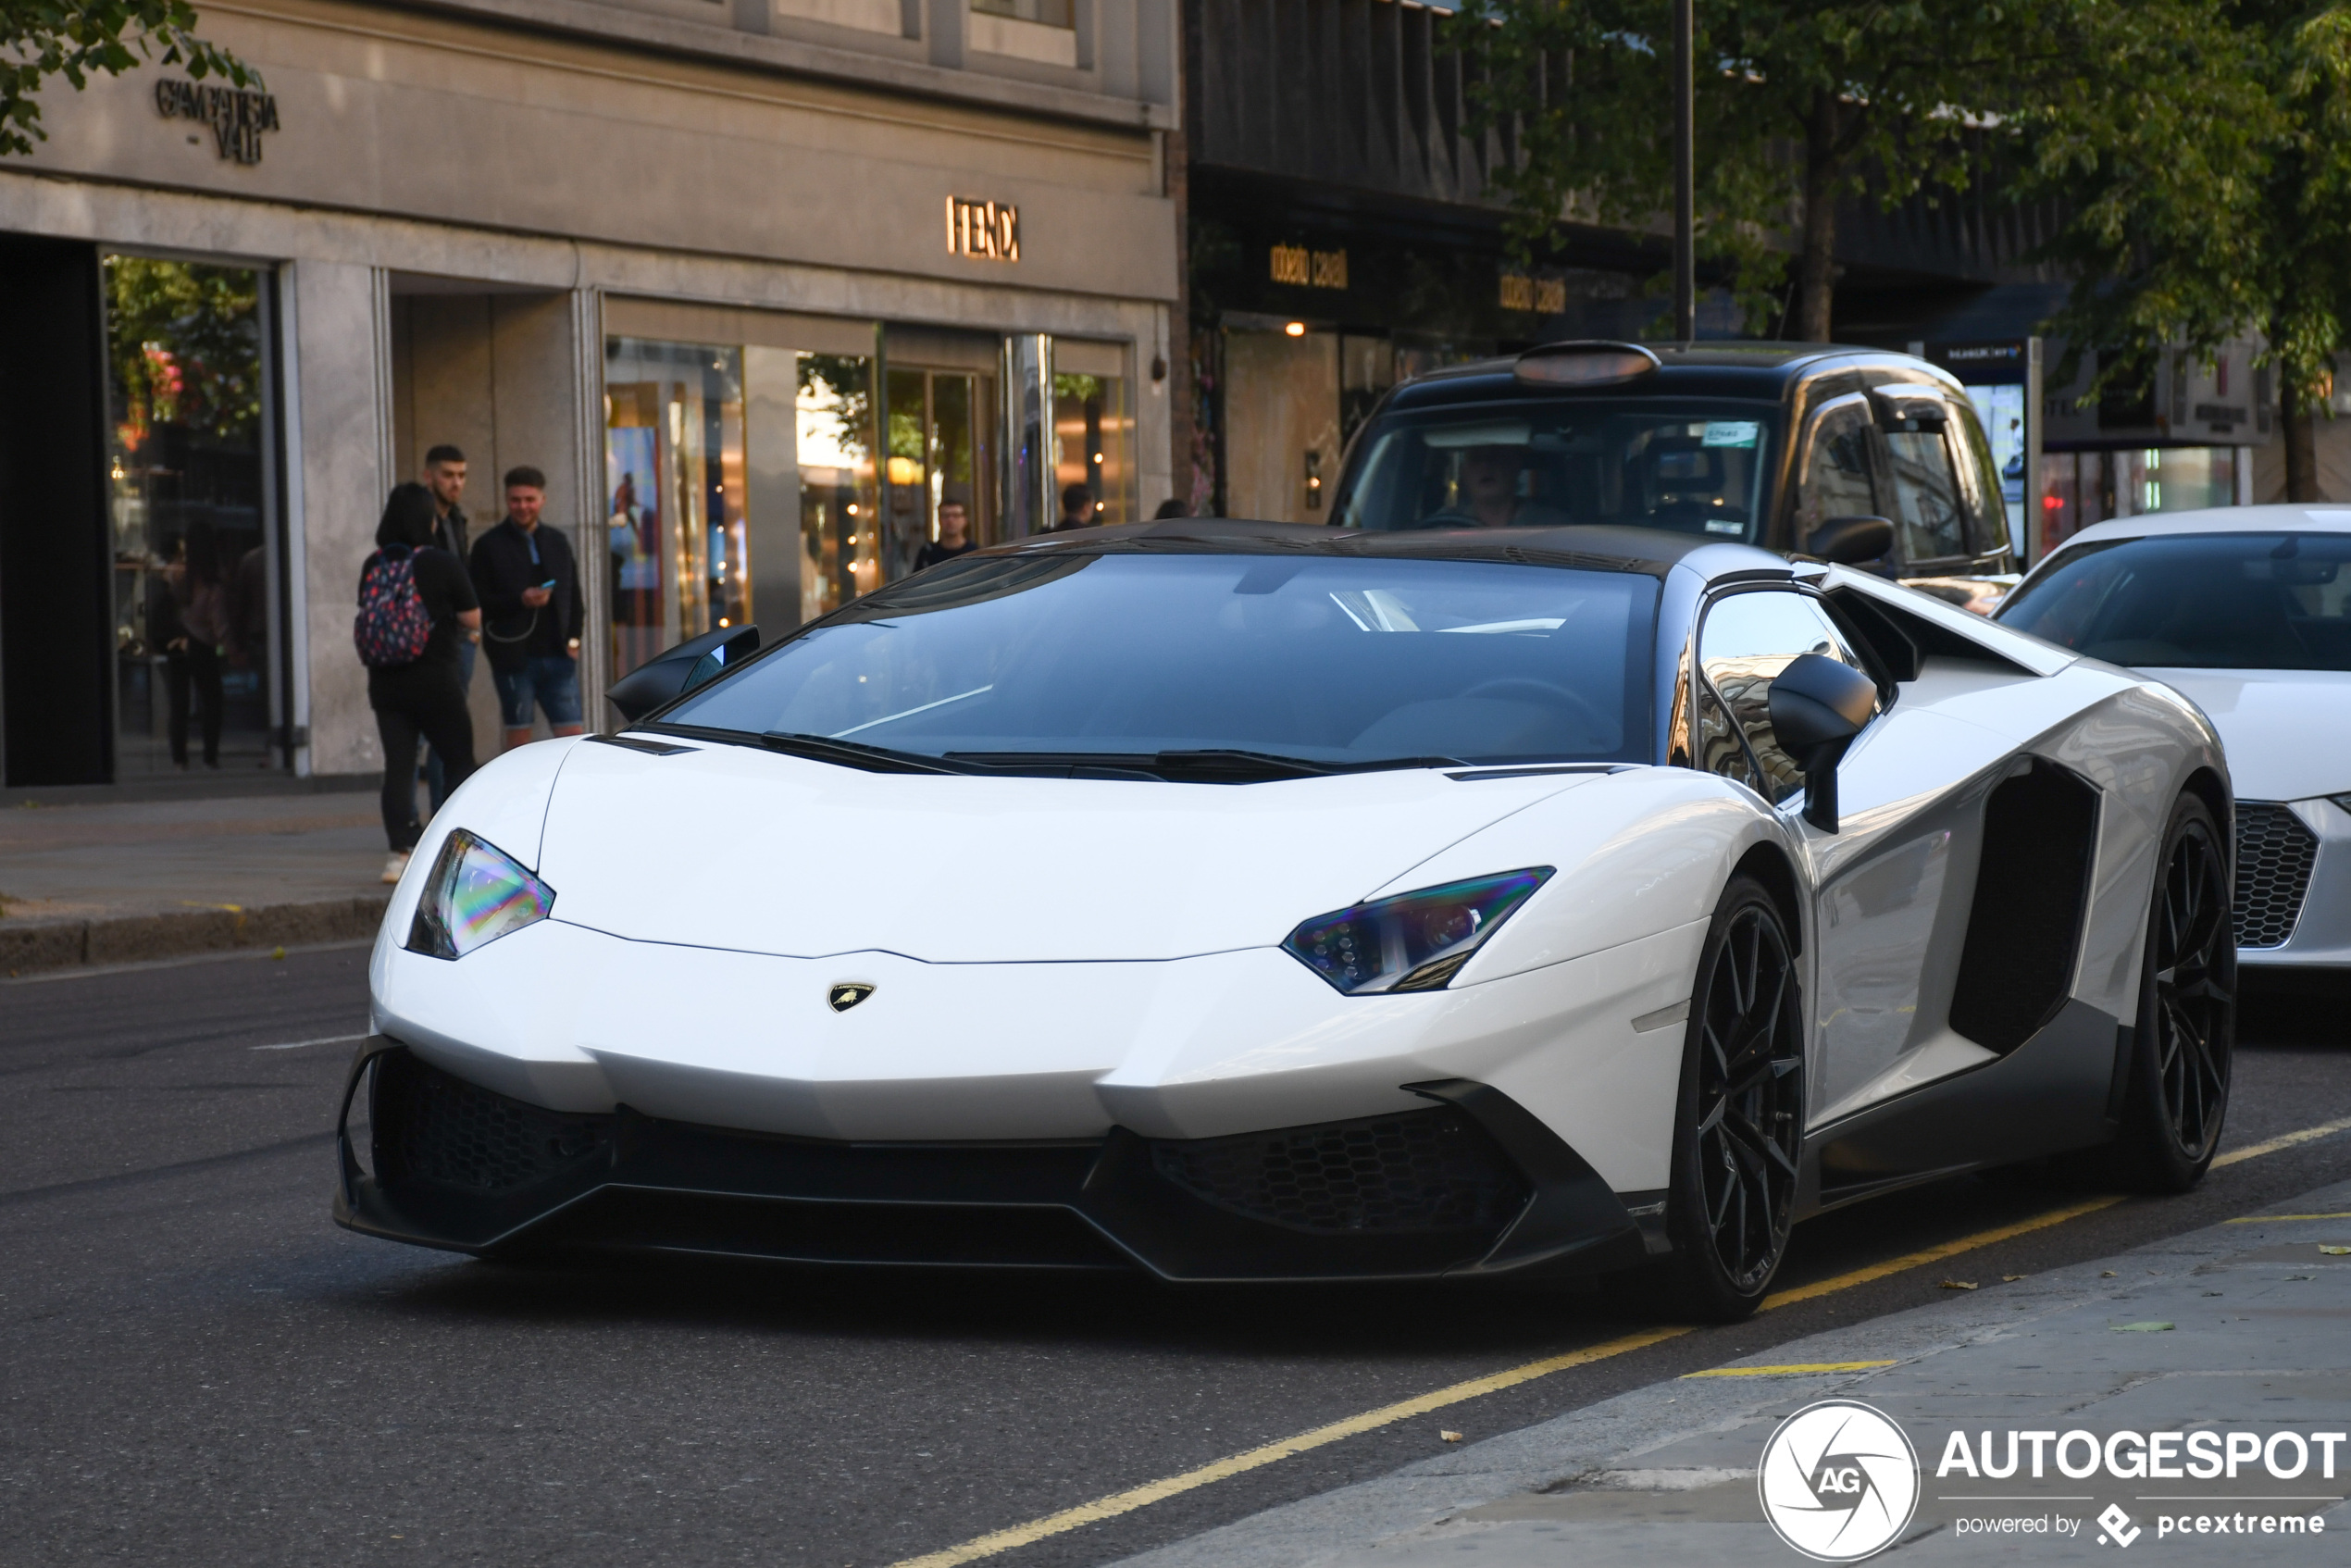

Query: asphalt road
[2,947,2345,1568]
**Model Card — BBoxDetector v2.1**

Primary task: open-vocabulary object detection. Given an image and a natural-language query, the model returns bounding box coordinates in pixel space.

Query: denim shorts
[492,654,582,728]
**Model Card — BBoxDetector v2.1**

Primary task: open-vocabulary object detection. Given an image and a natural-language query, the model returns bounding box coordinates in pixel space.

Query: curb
[0,896,389,975]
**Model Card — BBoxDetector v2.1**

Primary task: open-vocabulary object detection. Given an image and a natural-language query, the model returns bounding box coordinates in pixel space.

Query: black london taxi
[1328,341,2017,602]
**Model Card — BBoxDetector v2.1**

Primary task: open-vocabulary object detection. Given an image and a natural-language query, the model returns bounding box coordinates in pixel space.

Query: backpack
[354,545,436,668]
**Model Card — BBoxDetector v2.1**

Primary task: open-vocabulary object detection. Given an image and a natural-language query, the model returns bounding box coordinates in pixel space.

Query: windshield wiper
[943,749,1464,783]
[758,730,963,775]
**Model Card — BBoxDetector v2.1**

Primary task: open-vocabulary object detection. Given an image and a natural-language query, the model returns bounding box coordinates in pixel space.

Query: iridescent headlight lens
[1283,868,1552,995]
[404,828,555,960]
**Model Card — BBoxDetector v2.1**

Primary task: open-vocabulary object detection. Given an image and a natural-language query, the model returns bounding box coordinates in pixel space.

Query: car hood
[2140,668,2351,803]
[530,739,1601,962]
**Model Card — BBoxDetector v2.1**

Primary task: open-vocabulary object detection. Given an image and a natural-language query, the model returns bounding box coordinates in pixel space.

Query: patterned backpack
[353,545,436,668]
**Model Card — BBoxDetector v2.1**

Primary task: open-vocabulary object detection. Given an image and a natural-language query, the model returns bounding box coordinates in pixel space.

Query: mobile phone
[537,578,557,590]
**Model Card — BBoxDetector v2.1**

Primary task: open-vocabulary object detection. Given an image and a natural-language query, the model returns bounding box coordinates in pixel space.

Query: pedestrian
[419,444,477,811]
[1052,483,1097,531]
[1152,497,1188,519]
[358,482,479,884]
[470,466,585,753]
[161,521,230,770]
[914,499,978,569]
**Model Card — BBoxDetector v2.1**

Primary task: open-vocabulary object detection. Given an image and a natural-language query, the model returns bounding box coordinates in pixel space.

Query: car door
[1789,393,1885,562]
[1874,388,1972,575]
[1692,586,1985,1138]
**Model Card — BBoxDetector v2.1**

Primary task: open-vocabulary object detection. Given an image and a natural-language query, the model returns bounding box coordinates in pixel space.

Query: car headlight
[404,828,555,960]
[1283,868,1552,995]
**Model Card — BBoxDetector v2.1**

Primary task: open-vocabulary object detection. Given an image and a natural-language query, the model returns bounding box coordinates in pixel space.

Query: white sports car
[340,518,2232,1319]
[1996,504,2351,989]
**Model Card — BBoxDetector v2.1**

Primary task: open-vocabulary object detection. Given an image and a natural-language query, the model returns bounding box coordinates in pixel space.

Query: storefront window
[605,339,747,680]
[798,353,878,620]
[1053,371,1132,527]
[103,255,278,778]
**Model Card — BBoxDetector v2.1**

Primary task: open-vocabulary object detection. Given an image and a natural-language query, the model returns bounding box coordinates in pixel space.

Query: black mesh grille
[1149,1107,1529,1235]
[2234,803,2319,949]
[375,1051,610,1196]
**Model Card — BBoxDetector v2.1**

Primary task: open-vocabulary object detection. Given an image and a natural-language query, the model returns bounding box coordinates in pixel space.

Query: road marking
[2227,1213,2351,1224]
[884,1111,2351,1568]
[250,1032,370,1052]
[1757,1195,2127,1311]
[886,1327,1694,1568]
[2212,1115,2351,1168]
[1679,1361,1897,1378]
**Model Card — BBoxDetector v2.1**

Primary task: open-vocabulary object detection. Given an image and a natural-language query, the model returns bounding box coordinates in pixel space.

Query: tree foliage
[0,0,256,158]
[1455,1,2126,341]
[2020,2,2351,496]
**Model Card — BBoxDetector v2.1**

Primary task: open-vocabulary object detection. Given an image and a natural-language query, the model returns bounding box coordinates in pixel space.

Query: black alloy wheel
[1659,874,1806,1321]
[2119,793,2235,1189]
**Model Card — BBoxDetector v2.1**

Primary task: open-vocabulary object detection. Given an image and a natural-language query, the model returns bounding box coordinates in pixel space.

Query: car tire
[1654,873,1807,1323]
[2112,791,2235,1192]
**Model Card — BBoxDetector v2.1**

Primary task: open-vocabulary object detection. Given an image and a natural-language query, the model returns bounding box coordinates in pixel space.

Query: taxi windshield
[1336,399,1783,544]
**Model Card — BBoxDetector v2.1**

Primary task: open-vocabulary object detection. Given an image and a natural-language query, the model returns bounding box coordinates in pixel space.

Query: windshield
[659,553,1660,772]
[1336,399,1782,543]
[1996,531,2351,671]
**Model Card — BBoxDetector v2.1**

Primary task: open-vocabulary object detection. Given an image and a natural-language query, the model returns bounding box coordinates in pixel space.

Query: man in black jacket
[469,466,585,753]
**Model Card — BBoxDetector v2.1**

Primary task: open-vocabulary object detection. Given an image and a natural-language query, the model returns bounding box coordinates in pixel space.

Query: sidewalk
[1117,1183,2351,1567]
[0,788,395,973]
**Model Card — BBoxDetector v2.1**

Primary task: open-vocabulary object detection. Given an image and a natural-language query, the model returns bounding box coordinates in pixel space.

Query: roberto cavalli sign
[155,79,280,166]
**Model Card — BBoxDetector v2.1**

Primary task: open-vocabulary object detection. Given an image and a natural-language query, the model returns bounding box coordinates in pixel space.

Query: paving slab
[1113,1182,2351,1568]
[0,790,398,971]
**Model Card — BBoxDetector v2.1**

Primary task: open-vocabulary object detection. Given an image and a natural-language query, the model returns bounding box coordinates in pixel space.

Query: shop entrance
[0,240,289,789]
[882,361,997,579]
[1222,323,1339,524]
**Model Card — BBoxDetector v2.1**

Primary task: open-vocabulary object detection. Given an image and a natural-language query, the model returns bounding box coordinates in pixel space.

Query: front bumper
[332,1041,1661,1283]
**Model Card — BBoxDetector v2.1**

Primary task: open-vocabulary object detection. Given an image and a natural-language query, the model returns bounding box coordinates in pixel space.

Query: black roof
[1381,342,1940,412]
[982,516,1785,579]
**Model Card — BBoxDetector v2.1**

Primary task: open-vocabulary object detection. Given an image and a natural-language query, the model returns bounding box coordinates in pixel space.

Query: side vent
[1948,759,2100,1053]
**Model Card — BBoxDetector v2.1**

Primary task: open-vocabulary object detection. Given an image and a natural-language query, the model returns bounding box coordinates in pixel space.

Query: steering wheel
[1459,677,1612,737]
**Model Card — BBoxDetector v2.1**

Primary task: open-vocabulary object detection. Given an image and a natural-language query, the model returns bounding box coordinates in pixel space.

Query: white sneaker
[381,851,411,885]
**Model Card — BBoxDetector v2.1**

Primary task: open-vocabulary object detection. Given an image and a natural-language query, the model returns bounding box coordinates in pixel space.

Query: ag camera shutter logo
[1758,1400,1921,1561]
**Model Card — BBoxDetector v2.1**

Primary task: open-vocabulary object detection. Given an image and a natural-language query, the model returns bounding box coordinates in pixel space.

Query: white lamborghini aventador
[341,517,2233,1320]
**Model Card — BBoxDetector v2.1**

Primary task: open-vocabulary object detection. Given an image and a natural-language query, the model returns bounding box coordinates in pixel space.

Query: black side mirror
[606,624,760,723]
[1805,516,1896,566]
[1768,653,1878,833]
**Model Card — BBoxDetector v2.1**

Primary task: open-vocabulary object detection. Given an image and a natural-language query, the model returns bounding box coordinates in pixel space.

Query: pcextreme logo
[1759,1400,1922,1562]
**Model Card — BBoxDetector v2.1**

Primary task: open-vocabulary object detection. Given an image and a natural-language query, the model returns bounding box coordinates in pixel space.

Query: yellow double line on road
[888,1114,2351,1568]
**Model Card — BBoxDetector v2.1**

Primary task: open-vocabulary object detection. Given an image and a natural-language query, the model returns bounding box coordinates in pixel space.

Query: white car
[1996,504,2351,986]
[339,518,2230,1320]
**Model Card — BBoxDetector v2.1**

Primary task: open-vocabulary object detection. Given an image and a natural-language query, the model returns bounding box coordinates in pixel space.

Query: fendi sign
[155,79,280,165]
[946,197,1020,262]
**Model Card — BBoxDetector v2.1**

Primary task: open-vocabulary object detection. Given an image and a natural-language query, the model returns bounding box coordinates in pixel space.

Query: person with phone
[468,466,585,753]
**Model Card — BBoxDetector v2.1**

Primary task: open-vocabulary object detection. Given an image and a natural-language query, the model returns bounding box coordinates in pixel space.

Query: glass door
[604,339,747,679]
[103,255,280,778]
[880,367,995,584]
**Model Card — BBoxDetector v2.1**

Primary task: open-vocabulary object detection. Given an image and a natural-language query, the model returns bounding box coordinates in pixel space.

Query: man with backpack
[357,482,481,885]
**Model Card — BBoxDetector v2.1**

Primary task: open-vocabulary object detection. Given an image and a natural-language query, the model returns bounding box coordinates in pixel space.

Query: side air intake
[1948,759,2100,1054]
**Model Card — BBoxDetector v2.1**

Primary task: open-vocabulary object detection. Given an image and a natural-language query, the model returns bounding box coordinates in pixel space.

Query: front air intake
[373,1050,611,1196]
[2234,802,2318,949]
[1147,1106,1529,1236]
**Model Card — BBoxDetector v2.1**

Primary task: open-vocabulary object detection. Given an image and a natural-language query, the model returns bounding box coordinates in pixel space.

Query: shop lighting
[1284,321,1307,337]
